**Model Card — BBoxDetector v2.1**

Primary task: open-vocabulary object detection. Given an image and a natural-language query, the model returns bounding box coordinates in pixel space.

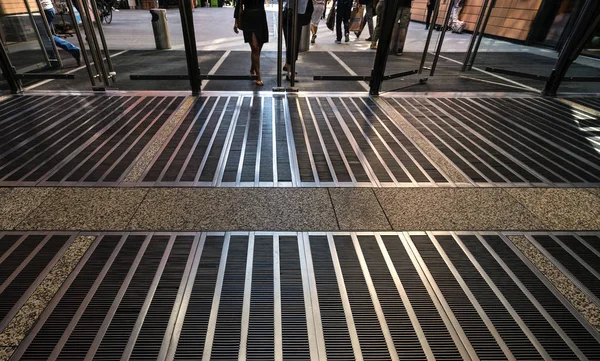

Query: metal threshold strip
[2,231,599,361]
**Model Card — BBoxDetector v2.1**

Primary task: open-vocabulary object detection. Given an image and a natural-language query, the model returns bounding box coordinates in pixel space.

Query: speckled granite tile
[375,188,544,230]
[17,188,148,230]
[129,188,337,231]
[0,188,55,230]
[0,347,15,361]
[329,188,391,230]
[586,188,600,200]
[123,96,196,182]
[509,235,600,332]
[0,236,95,346]
[375,98,470,184]
[506,188,600,230]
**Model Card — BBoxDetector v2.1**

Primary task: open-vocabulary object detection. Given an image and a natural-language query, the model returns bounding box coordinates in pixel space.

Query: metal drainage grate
[7,231,600,361]
[568,97,600,113]
[388,96,600,186]
[0,95,184,186]
[137,95,450,187]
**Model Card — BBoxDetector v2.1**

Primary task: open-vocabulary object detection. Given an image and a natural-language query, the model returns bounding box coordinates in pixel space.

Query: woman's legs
[250,33,263,85]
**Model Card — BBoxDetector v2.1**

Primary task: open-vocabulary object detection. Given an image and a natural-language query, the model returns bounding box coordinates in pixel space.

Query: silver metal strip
[0,234,75,332]
[201,233,231,361]
[299,233,323,361]
[326,97,381,187]
[421,98,536,184]
[0,96,57,128]
[0,234,28,265]
[426,232,516,361]
[373,234,435,361]
[529,235,600,307]
[10,233,102,361]
[576,234,600,259]
[157,233,202,361]
[474,233,589,360]
[450,232,552,361]
[214,96,244,186]
[2,97,136,182]
[165,233,207,361]
[48,234,128,361]
[402,232,477,361]
[254,97,265,186]
[283,96,301,187]
[120,233,175,361]
[193,97,234,185]
[272,97,279,185]
[144,97,209,183]
[313,98,357,185]
[51,96,166,184]
[389,98,491,184]
[235,98,254,187]
[0,96,112,175]
[23,97,146,183]
[502,98,600,150]
[442,97,567,185]
[83,233,152,361]
[350,234,399,361]
[0,234,53,294]
[99,97,182,184]
[326,233,364,361]
[176,97,221,182]
[345,98,418,184]
[536,97,599,120]
[473,98,600,174]
[295,97,320,185]
[337,97,401,186]
[358,98,438,185]
[305,98,339,184]
[402,98,509,184]
[274,234,283,361]
[238,232,254,361]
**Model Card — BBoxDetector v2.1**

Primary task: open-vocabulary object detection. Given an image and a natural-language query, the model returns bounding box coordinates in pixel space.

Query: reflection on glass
[543,0,575,46]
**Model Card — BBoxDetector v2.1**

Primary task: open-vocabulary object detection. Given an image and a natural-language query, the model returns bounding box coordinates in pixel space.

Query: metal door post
[466,0,495,71]
[543,0,600,96]
[290,0,299,87]
[276,0,283,88]
[429,0,454,76]
[369,0,400,95]
[22,0,52,67]
[35,0,63,68]
[89,0,116,79]
[65,0,96,85]
[179,0,201,95]
[461,0,490,72]
[418,0,442,74]
[0,40,23,93]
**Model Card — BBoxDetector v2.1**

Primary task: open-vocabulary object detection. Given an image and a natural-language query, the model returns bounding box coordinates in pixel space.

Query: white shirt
[40,0,54,10]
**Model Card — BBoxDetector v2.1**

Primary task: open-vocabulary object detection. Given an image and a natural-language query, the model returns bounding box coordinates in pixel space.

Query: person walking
[355,0,373,41]
[234,0,269,86]
[333,0,352,43]
[390,0,412,55]
[425,0,436,30]
[283,0,313,81]
[40,0,81,65]
[310,0,327,44]
[370,0,384,49]
[449,0,464,27]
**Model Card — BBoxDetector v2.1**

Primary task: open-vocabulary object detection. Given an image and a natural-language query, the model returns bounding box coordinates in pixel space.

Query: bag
[326,7,335,31]
[300,0,314,26]
[349,6,364,32]
[451,20,466,33]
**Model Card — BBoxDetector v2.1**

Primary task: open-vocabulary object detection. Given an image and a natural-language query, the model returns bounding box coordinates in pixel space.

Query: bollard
[299,24,310,52]
[150,8,171,49]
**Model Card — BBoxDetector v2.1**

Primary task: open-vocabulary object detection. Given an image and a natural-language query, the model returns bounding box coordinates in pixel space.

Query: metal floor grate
[7,231,600,361]
[0,95,185,186]
[568,97,600,113]
[135,95,450,187]
[387,96,600,186]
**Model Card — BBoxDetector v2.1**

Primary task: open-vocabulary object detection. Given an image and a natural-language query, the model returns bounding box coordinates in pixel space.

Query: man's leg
[366,5,374,37]
[283,10,292,65]
[426,5,433,29]
[371,1,385,47]
[342,5,351,41]
[336,6,343,41]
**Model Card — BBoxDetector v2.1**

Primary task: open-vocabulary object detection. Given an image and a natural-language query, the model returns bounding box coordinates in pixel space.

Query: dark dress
[234,0,269,45]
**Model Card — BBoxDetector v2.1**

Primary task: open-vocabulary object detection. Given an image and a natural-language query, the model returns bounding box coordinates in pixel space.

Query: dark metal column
[464,0,495,71]
[290,0,299,87]
[418,0,441,74]
[179,0,201,95]
[0,40,22,93]
[429,0,454,76]
[543,0,600,96]
[276,0,284,89]
[461,0,491,72]
[369,0,400,96]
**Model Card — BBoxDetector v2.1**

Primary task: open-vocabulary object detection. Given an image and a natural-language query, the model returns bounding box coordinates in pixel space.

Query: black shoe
[425,25,429,30]
[345,33,350,42]
[354,31,360,39]
[365,37,372,41]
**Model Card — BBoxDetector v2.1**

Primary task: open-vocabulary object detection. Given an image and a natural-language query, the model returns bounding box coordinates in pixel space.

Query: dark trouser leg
[336,7,343,40]
[426,5,434,28]
[283,10,292,64]
[342,5,351,35]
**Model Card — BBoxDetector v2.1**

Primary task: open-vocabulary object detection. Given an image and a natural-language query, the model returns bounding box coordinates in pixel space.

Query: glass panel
[542,0,575,47]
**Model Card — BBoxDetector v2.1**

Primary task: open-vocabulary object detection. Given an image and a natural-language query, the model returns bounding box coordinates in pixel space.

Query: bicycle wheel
[105,8,112,24]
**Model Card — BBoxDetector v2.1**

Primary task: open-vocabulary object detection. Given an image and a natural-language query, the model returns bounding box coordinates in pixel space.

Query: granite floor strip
[329,188,392,230]
[509,235,600,332]
[375,97,471,184]
[0,347,15,361]
[0,235,95,351]
[122,96,197,182]
[0,188,56,230]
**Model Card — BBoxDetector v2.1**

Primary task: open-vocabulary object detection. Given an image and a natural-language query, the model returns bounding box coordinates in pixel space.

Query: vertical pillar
[543,0,600,96]
[369,0,400,96]
[179,0,201,95]
[0,40,22,93]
